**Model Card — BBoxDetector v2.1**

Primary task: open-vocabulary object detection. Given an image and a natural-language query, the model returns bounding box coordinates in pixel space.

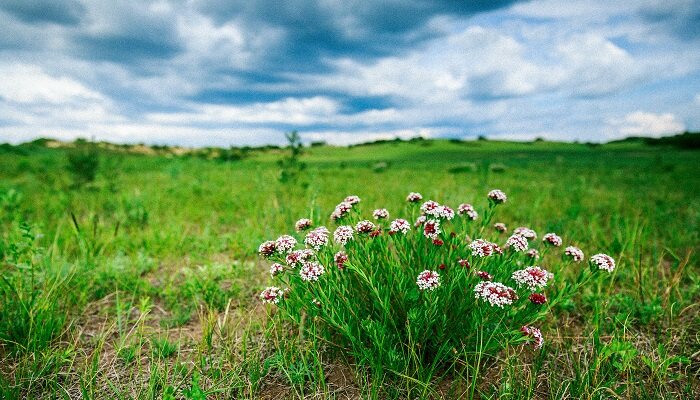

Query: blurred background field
[0,135,698,399]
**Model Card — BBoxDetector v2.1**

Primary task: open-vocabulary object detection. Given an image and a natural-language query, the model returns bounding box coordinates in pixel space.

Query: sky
[0,0,699,147]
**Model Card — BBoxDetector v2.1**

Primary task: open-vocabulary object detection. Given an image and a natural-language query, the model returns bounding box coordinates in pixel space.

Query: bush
[66,144,99,187]
[257,190,618,391]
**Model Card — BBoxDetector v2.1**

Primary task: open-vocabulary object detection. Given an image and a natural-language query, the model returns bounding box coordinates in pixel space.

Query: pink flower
[333,225,354,245]
[506,234,529,252]
[420,200,439,214]
[286,249,315,268]
[389,218,411,234]
[275,235,297,254]
[406,192,423,202]
[414,215,426,227]
[529,293,547,305]
[526,249,540,260]
[457,203,478,220]
[334,251,348,269]
[477,270,493,281]
[258,240,277,258]
[513,227,537,240]
[416,270,441,291]
[512,266,553,291]
[269,263,284,276]
[432,238,444,246]
[372,208,389,220]
[474,281,518,307]
[520,326,544,349]
[423,219,441,239]
[427,205,455,220]
[458,259,470,268]
[330,201,353,221]
[487,189,507,204]
[295,218,312,232]
[304,227,329,250]
[542,233,563,247]
[564,246,584,262]
[299,261,325,281]
[260,286,284,304]
[344,195,361,205]
[493,222,507,232]
[355,220,376,233]
[469,239,499,257]
[590,253,616,272]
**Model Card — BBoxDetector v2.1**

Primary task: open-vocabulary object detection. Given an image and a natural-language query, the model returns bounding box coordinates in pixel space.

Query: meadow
[0,137,698,399]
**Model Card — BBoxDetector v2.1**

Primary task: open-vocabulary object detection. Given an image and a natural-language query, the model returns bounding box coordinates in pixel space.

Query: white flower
[513,227,537,240]
[416,270,441,291]
[260,286,284,304]
[565,246,584,262]
[406,192,423,202]
[286,249,315,267]
[295,218,312,231]
[344,195,361,205]
[269,263,284,276]
[275,235,297,254]
[330,201,353,221]
[521,326,544,349]
[389,218,411,234]
[420,200,439,214]
[304,228,329,250]
[422,219,441,239]
[469,239,499,257]
[457,203,478,220]
[506,234,529,252]
[258,240,276,257]
[590,253,615,272]
[299,262,325,281]
[355,220,376,233]
[372,208,389,220]
[333,225,354,245]
[511,266,553,291]
[542,233,563,247]
[487,189,507,204]
[474,281,518,307]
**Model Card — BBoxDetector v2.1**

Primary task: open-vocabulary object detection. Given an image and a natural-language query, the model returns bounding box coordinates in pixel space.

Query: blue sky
[0,0,698,146]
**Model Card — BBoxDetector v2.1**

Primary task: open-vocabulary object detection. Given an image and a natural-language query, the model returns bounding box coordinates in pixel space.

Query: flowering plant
[258,190,617,383]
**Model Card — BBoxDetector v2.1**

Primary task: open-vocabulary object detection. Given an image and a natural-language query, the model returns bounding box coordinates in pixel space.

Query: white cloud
[605,111,685,138]
[0,64,103,104]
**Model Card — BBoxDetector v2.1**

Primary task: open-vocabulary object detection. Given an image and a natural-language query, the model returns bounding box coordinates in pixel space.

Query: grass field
[0,138,698,399]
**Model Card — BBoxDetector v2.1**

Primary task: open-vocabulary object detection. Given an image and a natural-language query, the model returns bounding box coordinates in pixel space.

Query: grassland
[0,138,698,399]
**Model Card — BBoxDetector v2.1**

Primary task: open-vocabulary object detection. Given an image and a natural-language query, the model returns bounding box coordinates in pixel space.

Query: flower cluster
[526,249,540,259]
[520,325,544,349]
[389,218,411,234]
[477,270,493,280]
[260,286,284,304]
[331,201,353,221]
[590,253,615,272]
[488,189,507,204]
[474,281,518,307]
[513,227,537,240]
[406,192,423,202]
[333,225,354,245]
[299,262,325,281]
[286,249,314,268]
[373,208,389,220]
[542,232,563,247]
[506,234,529,252]
[269,263,284,276]
[512,266,553,291]
[469,239,501,257]
[529,293,547,305]
[457,203,478,220]
[565,246,584,262]
[355,220,376,234]
[334,251,348,269]
[295,218,312,232]
[493,222,507,232]
[344,195,361,205]
[423,203,455,220]
[275,235,297,254]
[416,270,441,291]
[422,219,441,239]
[305,227,330,250]
[258,240,277,258]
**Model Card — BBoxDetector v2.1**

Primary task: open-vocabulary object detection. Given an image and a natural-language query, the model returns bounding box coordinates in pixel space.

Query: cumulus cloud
[605,111,686,138]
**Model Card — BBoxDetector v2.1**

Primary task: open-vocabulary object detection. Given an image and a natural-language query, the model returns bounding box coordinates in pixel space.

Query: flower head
[275,235,297,254]
[427,205,455,220]
[389,218,411,234]
[590,253,615,272]
[512,266,553,291]
[295,218,312,232]
[372,208,389,220]
[304,228,329,251]
[260,286,284,304]
[474,281,518,307]
[299,261,325,281]
[331,201,353,221]
[334,251,348,269]
[520,326,544,349]
[269,263,284,276]
[286,249,315,268]
[416,270,441,291]
[542,233,563,247]
[355,220,376,233]
[457,203,478,220]
[258,240,277,258]
[420,200,440,214]
[469,239,500,257]
[344,195,361,205]
[423,219,441,239]
[487,189,507,204]
[458,259,471,268]
[432,238,444,246]
[529,293,547,305]
[493,222,507,232]
[564,246,584,262]
[477,270,493,281]
[406,192,423,202]
[414,215,426,227]
[513,227,537,240]
[526,249,540,260]
[333,225,354,245]
[506,234,529,252]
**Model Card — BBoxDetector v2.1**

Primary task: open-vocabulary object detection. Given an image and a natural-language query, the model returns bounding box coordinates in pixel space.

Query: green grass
[0,139,698,399]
